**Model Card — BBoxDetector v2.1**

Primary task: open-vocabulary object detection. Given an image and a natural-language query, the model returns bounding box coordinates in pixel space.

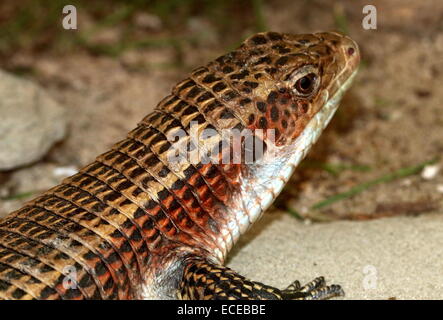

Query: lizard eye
[290,65,320,97]
[294,73,317,95]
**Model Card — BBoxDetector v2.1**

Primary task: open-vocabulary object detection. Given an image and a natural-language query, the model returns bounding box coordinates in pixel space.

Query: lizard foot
[179,257,344,300]
[281,276,344,300]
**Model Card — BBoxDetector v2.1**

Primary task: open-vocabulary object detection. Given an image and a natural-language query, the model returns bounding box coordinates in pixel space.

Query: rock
[0,70,67,171]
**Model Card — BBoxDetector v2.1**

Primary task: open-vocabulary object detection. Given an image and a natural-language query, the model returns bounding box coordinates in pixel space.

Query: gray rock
[0,70,67,171]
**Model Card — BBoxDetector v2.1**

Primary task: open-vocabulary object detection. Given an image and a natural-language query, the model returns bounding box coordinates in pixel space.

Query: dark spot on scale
[250,34,267,45]
[275,56,289,66]
[142,218,154,230]
[120,241,132,253]
[79,274,94,288]
[278,47,291,54]
[202,74,219,83]
[158,142,171,154]
[267,32,283,41]
[103,278,114,292]
[94,262,107,277]
[173,101,187,113]
[11,288,26,299]
[186,87,201,99]
[220,109,235,119]
[259,117,268,129]
[130,229,142,241]
[280,97,288,105]
[241,87,252,94]
[39,264,53,273]
[168,199,181,211]
[40,287,57,300]
[248,114,255,125]
[204,102,217,112]
[240,98,252,106]
[230,70,249,80]
[213,82,227,92]
[157,188,170,201]
[178,80,195,92]
[144,154,160,167]
[181,105,198,116]
[116,180,132,192]
[254,73,263,79]
[267,91,278,104]
[83,251,96,261]
[222,91,239,101]
[206,165,218,179]
[165,95,179,105]
[144,200,157,211]
[281,119,288,128]
[256,101,267,113]
[222,66,234,73]
[255,56,272,65]
[301,103,309,113]
[270,106,279,122]
[192,114,206,125]
[171,179,185,190]
[284,109,291,117]
[158,166,169,178]
[111,230,123,239]
[197,91,213,103]
[244,81,259,88]
[265,67,278,74]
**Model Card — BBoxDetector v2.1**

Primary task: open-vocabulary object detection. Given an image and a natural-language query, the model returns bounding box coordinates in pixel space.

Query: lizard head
[225,31,360,147]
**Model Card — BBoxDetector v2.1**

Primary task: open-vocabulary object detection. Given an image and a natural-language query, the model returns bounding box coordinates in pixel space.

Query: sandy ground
[0,0,442,299]
[227,212,443,299]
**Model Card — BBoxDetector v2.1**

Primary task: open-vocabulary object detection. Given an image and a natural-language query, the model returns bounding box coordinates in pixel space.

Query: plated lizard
[0,31,359,300]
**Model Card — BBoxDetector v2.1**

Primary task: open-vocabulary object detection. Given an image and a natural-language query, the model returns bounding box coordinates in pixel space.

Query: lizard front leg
[177,258,344,300]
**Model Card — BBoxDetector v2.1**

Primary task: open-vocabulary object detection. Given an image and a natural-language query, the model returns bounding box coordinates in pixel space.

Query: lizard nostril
[347,47,355,56]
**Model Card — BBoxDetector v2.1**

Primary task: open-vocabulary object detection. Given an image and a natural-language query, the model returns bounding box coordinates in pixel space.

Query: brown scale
[0,218,116,299]
[28,192,133,299]
[0,229,101,299]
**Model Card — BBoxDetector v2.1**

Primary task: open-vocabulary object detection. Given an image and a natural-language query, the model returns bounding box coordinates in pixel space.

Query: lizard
[0,31,360,300]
